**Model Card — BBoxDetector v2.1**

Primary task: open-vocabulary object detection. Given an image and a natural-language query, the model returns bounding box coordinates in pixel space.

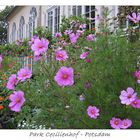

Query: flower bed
[1,10,140,129]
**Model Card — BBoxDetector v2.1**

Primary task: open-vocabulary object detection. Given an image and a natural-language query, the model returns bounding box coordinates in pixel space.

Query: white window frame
[19,16,25,40]
[72,6,82,17]
[29,7,37,39]
[47,6,60,35]
[12,22,16,42]
[83,6,95,29]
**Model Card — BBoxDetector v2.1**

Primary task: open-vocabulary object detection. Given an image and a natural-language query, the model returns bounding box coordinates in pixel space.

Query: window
[84,6,95,29]
[19,56,32,70]
[47,6,60,35]
[29,7,37,39]
[54,6,60,33]
[72,6,82,17]
[19,16,25,40]
[12,22,16,42]
[44,13,47,26]
[48,11,53,34]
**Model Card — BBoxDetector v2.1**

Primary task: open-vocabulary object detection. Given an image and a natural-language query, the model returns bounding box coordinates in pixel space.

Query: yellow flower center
[127,94,132,98]
[39,45,43,48]
[114,121,119,125]
[59,54,63,58]
[91,110,95,115]
[124,122,128,126]
[63,74,68,79]
[138,74,140,78]
[16,98,20,103]
[134,101,138,105]
[23,74,27,77]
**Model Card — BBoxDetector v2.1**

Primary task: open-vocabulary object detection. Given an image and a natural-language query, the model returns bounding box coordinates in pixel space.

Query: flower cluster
[119,87,140,108]
[6,67,32,112]
[69,33,78,45]
[110,117,132,129]
[3,14,140,129]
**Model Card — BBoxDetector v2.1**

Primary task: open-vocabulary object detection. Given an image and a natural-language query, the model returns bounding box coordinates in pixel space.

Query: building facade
[7,6,119,43]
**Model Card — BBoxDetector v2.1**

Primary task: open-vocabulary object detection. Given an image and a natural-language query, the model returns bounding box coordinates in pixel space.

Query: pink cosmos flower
[120,119,132,129]
[54,66,74,87]
[31,38,49,56]
[110,117,122,129]
[16,39,24,46]
[87,106,100,119]
[135,70,140,83]
[9,90,25,112]
[85,81,91,89]
[55,32,62,38]
[0,55,2,68]
[64,29,73,35]
[34,54,42,62]
[17,67,32,82]
[61,40,67,47]
[131,99,140,108]
[127,12,140,23]
[29,35,39,46]
[6,74,18,90]
[86,34,95,41]
[80,52,89,59]
[79,24,86,29]
[119,87,137,105]
[55,50,68,61]
[69,33,78,44]
[86,58,91,63]
[76,30,84,38]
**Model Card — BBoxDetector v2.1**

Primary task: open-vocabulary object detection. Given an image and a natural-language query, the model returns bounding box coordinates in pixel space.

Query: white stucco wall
[7,5,119,43]
[8,6,40,43]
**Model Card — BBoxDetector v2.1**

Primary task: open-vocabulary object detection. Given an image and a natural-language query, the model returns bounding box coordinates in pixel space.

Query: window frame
[72,6,82,17]
[19,16,25,40]
[29,7,37,39]
[12,22,16,42]
[84,6,95,29]
[47,6,60,35]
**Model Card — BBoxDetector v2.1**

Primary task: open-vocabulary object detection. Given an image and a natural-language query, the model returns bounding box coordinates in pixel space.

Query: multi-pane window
[19,16,25,40]
[29,7,37,39]
[72,6,82,17]
[48,11,53,34]
[54,6,60,33]
[48,6,60,35]
[84,6,95,29]
[12,22,16,42]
